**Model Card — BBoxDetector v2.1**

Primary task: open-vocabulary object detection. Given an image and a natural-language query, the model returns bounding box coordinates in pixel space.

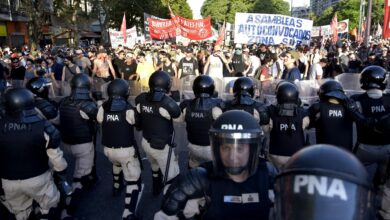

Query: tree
[201,0,254,25]
[251,0,290,15]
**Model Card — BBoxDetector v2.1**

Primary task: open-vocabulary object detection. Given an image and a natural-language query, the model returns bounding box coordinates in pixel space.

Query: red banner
[147,18,177,40]
[384,0,390,38]
[173,16,212,40]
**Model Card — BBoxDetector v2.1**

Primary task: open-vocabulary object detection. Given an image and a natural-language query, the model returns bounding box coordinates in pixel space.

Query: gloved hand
[53,169,72,196]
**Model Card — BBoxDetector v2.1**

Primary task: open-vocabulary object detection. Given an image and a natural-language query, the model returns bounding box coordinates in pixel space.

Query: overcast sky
[186,0,310,19]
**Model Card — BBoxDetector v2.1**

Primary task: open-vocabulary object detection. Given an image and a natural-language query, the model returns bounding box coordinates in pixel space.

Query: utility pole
[364,0,373,46]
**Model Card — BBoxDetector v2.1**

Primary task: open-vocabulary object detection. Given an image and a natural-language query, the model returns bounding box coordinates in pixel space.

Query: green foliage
[201,0,254,24]
[251,0,290,15]
[201,0,289,25]
[314,0,384,30]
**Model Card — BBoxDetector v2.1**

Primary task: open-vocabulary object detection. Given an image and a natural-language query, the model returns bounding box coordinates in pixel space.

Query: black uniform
[0,88,67,220]
[309,101,354,150]
[135,71,181,196]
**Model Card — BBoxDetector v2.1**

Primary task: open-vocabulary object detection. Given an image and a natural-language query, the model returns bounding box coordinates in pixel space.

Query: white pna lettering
[293,175,348,201]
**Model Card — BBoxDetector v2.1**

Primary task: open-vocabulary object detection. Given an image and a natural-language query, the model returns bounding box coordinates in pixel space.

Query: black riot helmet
[149,70,171,101]
[70,73,91,90]
[318,80,346,101]
[209,110,264,179]
[276,81,299,104]
[107,79,129,98]
[193,75,215,97]
[233,77,254,97]
[360,65,388,90]
[26,77,51,99]
[275,144,372,220]
[5,88,35,113]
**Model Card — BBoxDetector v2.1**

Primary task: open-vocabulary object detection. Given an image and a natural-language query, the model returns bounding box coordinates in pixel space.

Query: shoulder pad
[161,96,181,118]
[179,100,191,112]
[80,101,98,119]
[308,102,321,114]
[44,120,61,149]
[36,99,58,120]
[162,167,209,216]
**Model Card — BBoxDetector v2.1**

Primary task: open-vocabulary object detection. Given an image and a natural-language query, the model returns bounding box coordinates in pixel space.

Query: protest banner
[172,16,212,40]
[312,19,349,37]
[234,13,313,46]
[147,17,177,40]
[109,27,137,48]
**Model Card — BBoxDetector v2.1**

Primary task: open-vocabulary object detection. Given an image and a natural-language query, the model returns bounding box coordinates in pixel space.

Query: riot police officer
[309,80,374,151]
[350,65,390,219]
[225,77,268,125]
[26,77,58,121]
[135,71,181,196]
[0,88,68,220]
[178,75,224,168]
[274,144,373,220]
[154,110,275,220]
[267,81,309,170]
[97,79,141,220]
[58,73,98,217]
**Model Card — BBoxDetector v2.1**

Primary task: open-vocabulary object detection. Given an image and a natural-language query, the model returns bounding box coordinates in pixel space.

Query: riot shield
[180,75,197,100]
[128,80,142,105]
[295,80,320,107]
[335,73,364,96]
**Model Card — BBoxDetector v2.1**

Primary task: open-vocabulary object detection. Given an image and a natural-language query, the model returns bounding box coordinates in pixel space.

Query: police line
[3,73,390,105]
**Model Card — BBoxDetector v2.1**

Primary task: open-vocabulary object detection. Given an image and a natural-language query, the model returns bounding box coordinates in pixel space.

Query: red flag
[384,0,390,38]
[330,13,338,44]
[358,17,366,43]
[120,13,127,44]
[215,21,226,47]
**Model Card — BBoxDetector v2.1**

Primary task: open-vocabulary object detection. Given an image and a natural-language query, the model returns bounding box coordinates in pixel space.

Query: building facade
[0,0,29,48]
[292,6,310,19]
[310,0,340,16]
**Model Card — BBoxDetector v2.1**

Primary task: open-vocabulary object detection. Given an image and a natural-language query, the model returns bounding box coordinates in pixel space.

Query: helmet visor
[210,134,261,178]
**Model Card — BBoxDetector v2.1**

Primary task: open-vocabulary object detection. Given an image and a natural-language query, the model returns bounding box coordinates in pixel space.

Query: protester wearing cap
[73,49,91,75]
[123,52,138,80]
[177,47,199,79]
[280,50,301,82]
[10,54,26,81]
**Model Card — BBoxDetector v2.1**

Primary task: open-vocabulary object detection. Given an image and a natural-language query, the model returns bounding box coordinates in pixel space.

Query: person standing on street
[97,79,141,220]
[0,88,68,220]
[135,71,181,196]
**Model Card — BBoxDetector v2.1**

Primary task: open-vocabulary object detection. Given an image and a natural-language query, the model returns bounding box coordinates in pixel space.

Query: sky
[186,0,310,19]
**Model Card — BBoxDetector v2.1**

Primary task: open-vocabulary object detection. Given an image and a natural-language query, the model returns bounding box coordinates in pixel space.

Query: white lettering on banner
[221,124,244,130]
[371,105,386,113]
[293,175,348,201]
[106,114,119,122]
[234,13,313,46]
[329,110,343,117]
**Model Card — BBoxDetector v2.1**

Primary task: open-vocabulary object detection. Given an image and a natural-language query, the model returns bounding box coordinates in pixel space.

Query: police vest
[202,161,271,220]
[101,107,134,148]
[0,117,48,180]
[232,54,245,73]
[59,98,93,145]
[136,93,174,149]
[182,98,219,146]
[269,105,306,156]
[353,93,390,145]
[317,102,354,151]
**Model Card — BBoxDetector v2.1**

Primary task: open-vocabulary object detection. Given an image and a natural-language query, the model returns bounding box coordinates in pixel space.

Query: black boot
[152,170,162,196]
